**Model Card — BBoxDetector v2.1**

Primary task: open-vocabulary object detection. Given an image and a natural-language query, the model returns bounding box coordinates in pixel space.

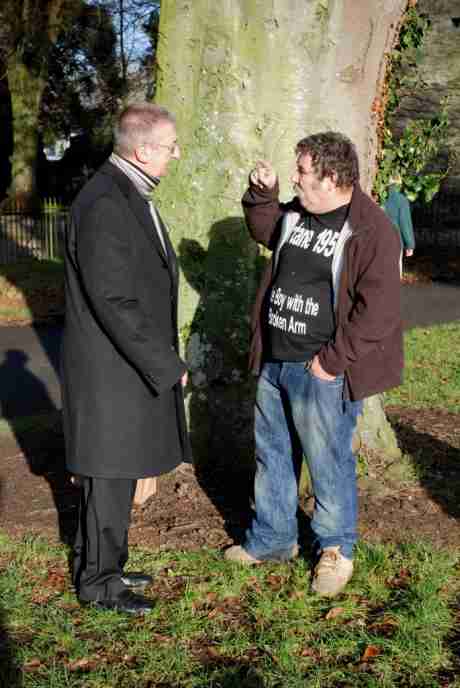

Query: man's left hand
[310,355,336,381]
[181,372,188,387]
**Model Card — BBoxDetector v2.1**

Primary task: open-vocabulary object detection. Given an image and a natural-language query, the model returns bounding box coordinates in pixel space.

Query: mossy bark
[155,0,406,471]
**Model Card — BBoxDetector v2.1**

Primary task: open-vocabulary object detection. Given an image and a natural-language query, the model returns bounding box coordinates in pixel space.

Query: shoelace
[316,551,340,573]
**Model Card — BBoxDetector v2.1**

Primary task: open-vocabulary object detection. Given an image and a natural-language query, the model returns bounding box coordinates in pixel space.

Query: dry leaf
[300,647,318,658]
[369,615,399,637]
[23,658,43,672]
[30,589,55,604]
[65,657,99,672]
[324,606,346,620]
[386,568,412,589]
[361,645,381,662]
[265,574,284,590]
[122,654,137,666]
[151,633,173,644]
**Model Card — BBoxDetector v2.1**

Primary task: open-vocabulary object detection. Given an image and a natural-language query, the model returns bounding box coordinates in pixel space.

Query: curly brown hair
[295,132,359,188]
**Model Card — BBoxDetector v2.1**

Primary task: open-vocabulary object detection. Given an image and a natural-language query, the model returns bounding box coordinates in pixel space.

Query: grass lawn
[385,321,460,413]
[0,283,459,685]
[0,534,459,688]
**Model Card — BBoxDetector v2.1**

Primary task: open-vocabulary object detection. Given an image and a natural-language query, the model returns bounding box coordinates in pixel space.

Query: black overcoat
[61,161,191,479]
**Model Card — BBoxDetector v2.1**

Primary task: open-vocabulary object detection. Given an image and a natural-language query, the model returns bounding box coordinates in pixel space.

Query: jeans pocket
[308,370,344,386]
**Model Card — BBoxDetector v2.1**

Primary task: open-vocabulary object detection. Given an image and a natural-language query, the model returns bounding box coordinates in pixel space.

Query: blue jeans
[245,361,362,561]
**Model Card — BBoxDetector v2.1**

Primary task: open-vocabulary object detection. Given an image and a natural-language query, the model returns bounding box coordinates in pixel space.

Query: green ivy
[374,7,449,204]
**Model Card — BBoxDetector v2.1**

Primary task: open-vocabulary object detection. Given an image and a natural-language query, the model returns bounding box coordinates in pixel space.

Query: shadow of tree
[178,216,259,543]
[0,482,23,687]
[0,348,78,544]
[0,212,79,547]
[389,409,460,522]
[178,217,316,554]
[197,662,265,687]
[0,591,22,687]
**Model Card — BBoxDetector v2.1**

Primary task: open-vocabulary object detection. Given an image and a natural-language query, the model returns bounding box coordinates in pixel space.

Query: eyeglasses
[153,141,179,155]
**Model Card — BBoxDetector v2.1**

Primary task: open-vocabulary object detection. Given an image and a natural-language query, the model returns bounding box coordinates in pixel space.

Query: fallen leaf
[361,645,381,662]
[265,574,284,590]
[57,601,80,612]
[300,647,319,658]
[386,568,412,589]
[122,654,137,666]
[368,615,399,637]
[23,658,44,672]
[151,632,174,644]
[30,589,56,604]
[65,657,98,672]
[220,596,240,609]
[324,606,346,620]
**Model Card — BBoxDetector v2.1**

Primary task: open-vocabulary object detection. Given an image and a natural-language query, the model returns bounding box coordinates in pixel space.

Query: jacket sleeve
[242,180,294,250]
[318,223,402,376]
[76,196,187,395]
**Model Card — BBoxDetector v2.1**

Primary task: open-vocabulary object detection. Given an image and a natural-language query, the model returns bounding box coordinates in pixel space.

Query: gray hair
[113,103,176,157]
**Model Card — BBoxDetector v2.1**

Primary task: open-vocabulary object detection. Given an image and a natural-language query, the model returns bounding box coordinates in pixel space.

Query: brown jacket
[243,181,403,401]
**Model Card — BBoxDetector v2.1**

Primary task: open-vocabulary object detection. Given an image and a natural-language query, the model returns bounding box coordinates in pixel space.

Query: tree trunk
[7,59,46,206]
[6,0,70,206]
[155,0,406,470]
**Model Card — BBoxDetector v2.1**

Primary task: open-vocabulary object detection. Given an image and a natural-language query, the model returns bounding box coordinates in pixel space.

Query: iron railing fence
[0,199,69,264]
[1,194,459,264]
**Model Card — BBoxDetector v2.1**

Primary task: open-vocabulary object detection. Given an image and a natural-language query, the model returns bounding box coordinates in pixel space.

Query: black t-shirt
[265,203,349,362]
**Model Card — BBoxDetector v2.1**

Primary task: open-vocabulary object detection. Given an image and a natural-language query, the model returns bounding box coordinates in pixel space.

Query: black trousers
[73,477,137,602]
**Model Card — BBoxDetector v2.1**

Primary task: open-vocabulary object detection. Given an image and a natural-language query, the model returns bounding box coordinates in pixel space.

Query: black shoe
[120,571,153,590]
[83,589,155,615]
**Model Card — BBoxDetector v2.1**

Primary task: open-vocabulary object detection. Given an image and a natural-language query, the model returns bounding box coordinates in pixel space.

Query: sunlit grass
[0,534,459,687]
[385,321,460,412]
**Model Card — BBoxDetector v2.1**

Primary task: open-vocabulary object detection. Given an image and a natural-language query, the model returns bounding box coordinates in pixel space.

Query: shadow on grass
[0,483,22,687]
[389,410,460,522]
[0,598,22,687]
[200,663,265,688]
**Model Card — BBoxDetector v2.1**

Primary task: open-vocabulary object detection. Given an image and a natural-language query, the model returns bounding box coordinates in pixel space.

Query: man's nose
[172,144,180,161]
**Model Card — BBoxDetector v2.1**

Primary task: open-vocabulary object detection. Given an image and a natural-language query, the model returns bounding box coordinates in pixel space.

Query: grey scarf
[109,153,167,256]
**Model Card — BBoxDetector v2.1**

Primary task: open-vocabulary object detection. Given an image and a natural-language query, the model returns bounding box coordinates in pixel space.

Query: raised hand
[249,160,277,190]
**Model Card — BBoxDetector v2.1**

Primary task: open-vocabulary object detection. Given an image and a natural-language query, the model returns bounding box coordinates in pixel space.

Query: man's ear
[135,143,151,165]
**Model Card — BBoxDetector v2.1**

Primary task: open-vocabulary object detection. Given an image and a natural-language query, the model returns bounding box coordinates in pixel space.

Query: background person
[383,174,415,276]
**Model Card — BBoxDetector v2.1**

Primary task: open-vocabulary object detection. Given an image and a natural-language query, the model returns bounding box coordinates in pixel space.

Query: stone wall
[392,1,460,195]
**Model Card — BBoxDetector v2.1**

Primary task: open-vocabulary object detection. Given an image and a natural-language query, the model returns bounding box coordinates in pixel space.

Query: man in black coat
[62,103,191,615]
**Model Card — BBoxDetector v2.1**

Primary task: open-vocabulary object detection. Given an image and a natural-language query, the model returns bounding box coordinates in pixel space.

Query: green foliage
[374,7,449,204]
[42,3,123,143]
[375,105,450,203]
[385,8,431,113]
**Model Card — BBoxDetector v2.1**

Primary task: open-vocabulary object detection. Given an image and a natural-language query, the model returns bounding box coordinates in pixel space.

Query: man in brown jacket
[225,132,403,597]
